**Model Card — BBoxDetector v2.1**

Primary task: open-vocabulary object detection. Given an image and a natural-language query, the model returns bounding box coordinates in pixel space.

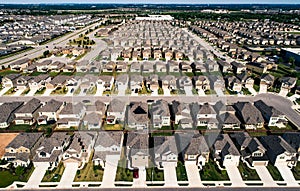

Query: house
[10,58,31,71]
[279,77,297,91]
[176,132,209,168]
[106,98,126,125]
[150,100,170,128]
[36,60,52,73]
[0,102,24,128]
[142,61,155,73]
[15,75,33,90]
[98,75,114,91]
[260,73,275,90]
[126,132,149,168]
[194,103,218,129]
[102,61,115,73]
[217,60,232,73]
[130,62,141,73]
[171,101,193,129]
[193,76,210,91]
[2,132,43,167]
[226,76,242,92]
[76,60,89,73]
[254,100,287,128]
[57,102,86,128]
[260,135,297,166]
[37,99,64,125]
[115,61,128,73]
[142,49,151,60]
[154,49,162,60]
[165,50,173,60]
[218,108,241,129]
[49,61,65,73]
[191,61,207,73]
[14,98,42,125]
[213,134,240,166]
[2,73,21,88]
[247,62,268,74]
[153,136,178,168]
[177,76,192,90]
[33,132,71,169]
[130,74,144,93]
[46,75,70,91]
[282,132,300,161]
[62,132,96,167]
[179,62,192,72]
[28,74,51,90]
[160,75,177,91]
[230,132,268,167]
[115,74,129,92]
[168,60,180,73]
[145,74,159,93]
[205,59,219,72]
[234,102,264,129]
[155,61,167,73]
[83,100,106,130]
[127,102,149,130]
[174,50,184,60]
[93,131,124,167]
[231,61,246,74]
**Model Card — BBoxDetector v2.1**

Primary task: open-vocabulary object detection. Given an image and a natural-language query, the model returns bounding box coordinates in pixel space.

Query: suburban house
[2,74,21,88]
[33,132,71,169]
[10,58,31,71]
[160,75,177,91]
[14,98,42,125]
[150,100,170,128]
[36,60,52,73]
[106,98,126,125]
[142,61,155,73]
[234,102,264,129]
[145,74,159,93]
[192,76,210,92]
[37,99,64,125]
[153,136,178,168]
[130,74,144,94]
[115,74,129,91]
[171,101,193,129]
[130,62,141,73]
[213,134,240,166]
[194,102,218,129]
[102,61,116,73]
[260,73,275,90]
[176,132,209,168]
[217,60,232,73]
[168,60,180,73]
[46,75,70,91]
[126,132,149,168]
[177,76,192,90]
[28,74,51,90]
[0,101,24,128]
[93,131,124,167]
[230,132,269,166]
[279,77,297,92]
[282,132,300,161]
[57,102,86,128]
[218,104,241,129]
[2,132,43,167]
[83,100,106,130]
[254,100,288,128]
[155,61,167,73]
[231,61,246,74]
[260,135,297,167]
[127,102,149,130]
[98,75,115,91]
[62,132,96,167]
[226,76,242,92]
[179,61,193,73]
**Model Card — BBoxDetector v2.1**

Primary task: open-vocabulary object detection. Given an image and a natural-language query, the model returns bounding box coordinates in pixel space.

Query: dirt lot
[0,133,19,157]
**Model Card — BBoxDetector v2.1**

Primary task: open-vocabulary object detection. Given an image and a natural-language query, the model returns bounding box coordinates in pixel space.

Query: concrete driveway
[184,87,193,96]
[225,164,245,187]
[42,89,53,96]
[58,162,78,188]
[259,84,267,94]
[132,167,147,188]
[151,90,158,96]
[279,89,289,97]
[0,87,10,96]
[95,85,104,96]
[198,89,205,96]
[26,87,38,96]
[254,166,278,187]
[275,164,298,186]
[163,162,178,187]
[185,162,203,187]
[215,88,224,96]
[163,88,171,96]
[101,155,120,188]
[117,85,127,96]
[13,88,26,96]
[246,87,257,96]
[25,163,49,188]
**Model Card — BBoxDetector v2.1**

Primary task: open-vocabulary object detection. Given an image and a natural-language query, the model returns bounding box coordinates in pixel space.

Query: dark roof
[219,112,241,124]
[260,135,296,156]
[15,98,41,114]
[234,102,264,124]
[282,132,300,151]
[39,99,63,113]
[0,102,24,123]
[6,132,43,149]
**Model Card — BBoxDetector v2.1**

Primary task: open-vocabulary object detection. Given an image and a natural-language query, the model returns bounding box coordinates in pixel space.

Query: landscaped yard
[146,167,164,181]
[291,162,300,180]
[176,161,188,181]
[8,124,32,131]
[238,162,260,180]
[0,69,19,76]
[42,162,65,182]
[266,164,284,181]
[0,164,34,188]
[115,159,133,182]
[151,126,173,136]
[200,159,229,181]
[102,122,123,130]
[4,87,15,95]
[35,87,46,95]
[74,160,104,182]
[51,87,67,95]
[86,86,97,95]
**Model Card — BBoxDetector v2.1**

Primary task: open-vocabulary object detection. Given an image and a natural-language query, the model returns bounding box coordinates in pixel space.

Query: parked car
[133,168,139,179]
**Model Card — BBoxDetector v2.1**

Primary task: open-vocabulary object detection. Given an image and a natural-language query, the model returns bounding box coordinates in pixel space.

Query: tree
[289,57,296,68]
[43,50,50,58]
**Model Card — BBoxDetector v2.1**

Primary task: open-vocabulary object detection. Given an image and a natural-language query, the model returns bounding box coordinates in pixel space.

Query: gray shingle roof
[15,98,41,114]
[39,99,63,112]
[0,102,24,123]
[6,132,43,149]
[234,102,264,125]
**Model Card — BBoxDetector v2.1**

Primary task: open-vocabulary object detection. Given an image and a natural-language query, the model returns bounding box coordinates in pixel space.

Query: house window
[226,156,231,159]
[279,156,285,159]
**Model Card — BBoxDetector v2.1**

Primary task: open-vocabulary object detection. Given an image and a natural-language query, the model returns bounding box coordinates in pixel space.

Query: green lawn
[266,164,284,181]
[146,167,164,181]
[176,161,188,181]
[238,162,260,180]
[247,130,268,137]
[30,72,45,76]
[74,159,104,182]
[21,88,30,95]
[200,159,229,181]
[291,162,300,180]
[158,87,164,95]
[0,165,34,188]
[0,69,19,76]
[102,123,123,130]
[151,126,173,136]
[35,87,46,95]
[9,124,32,131]
[51,87,67,95]
[42,162,65,182]
[75,52,88,61]
[86,86,97,95]
[115,159,133,182]
[4,87,15,95]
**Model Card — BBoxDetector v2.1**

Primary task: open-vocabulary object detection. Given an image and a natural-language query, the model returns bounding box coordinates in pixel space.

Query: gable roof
[234,102,264,124]
[15,98,41,114]
[39,99,63,113]
[6,132,43,149]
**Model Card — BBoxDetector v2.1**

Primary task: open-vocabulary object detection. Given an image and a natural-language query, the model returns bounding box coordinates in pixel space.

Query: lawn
[238,162,260,180]
[158,87,164,95]
[74,160,104,182]
[35,87,46,95]
[30,72,45,76]
[8,124,32,131]
[200,159,229,181]
[150,126,173,136]
[86,86,97,95]
[51,87,67,95]
[42,162,65,182]
[21,88,30,95]
[115,159,133,182]
[74,52,88,61]
[0,69,19,76]
[246,130,268,137]
[146,167,164,181]
[102,123,123,130]
[176,161,188,181]
[205,89,216,95]
[291,162,300,180]
[266,164,284,181]
[0,164,34,188]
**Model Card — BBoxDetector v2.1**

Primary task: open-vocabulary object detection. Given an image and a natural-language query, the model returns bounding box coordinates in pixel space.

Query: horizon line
[1,3,300,5]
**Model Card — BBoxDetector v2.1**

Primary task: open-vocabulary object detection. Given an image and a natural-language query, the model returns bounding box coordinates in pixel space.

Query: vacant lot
[0,133,19,157]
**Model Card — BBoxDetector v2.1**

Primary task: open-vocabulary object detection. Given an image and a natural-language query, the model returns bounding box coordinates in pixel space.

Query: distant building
[281,48,300,65]
[136,15,173,21]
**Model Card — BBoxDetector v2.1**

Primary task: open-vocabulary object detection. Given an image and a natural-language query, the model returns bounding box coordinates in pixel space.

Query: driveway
[198,89,205,96]
[275,164,298,186]
[25,163,49,188]
[101,155,120,188]
[163,162,178,187]
[279,89,289,97]
[95,85,104,96]
[254,166,278,187]
[185,162,203,187]
[0,87,10,96]
[225,164,245,187]
[117,85,127,96]
[58,162,78,188]
[151,90,158,96]
[163,88,171,96]
[215,88,224,96]
[246,87,257,96]
[13,88,26,96]
[42,89,53,96]
[259,84,267,94]
[132,167,147,188]
[184,86,193,96]
[26,87,38,96]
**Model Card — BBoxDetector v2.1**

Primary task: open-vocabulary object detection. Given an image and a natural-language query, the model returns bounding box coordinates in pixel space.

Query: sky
[2,0,300,4]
